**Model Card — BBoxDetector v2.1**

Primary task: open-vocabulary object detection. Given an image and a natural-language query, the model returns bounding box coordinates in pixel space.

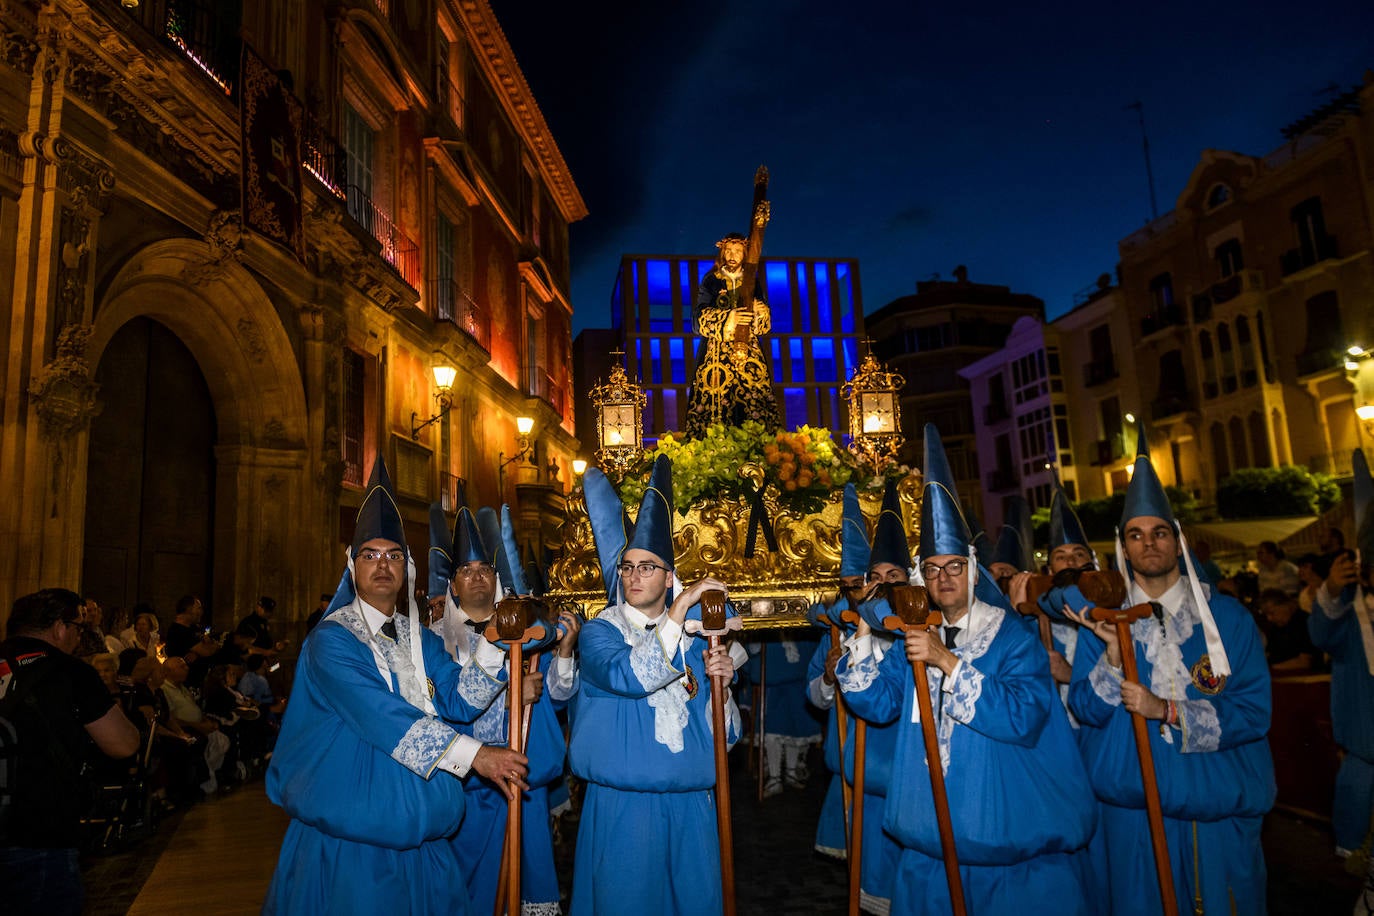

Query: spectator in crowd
[72,596,109,659]
[101,607,131,655]
[1194,539,1224,584]
[163,596,218,688]
[1320,526,1346,557]
[236,597,276,652]
[116,607,161,659]
[304,592,331,634]
[160,656,229,795]
[1296,553,1331,614]
[238,654,276,709]
[88,652,122,699]
[1256,540,1301,597]
[0,588,141,915]
[129,658,200,808]
[1257,589,1318,671]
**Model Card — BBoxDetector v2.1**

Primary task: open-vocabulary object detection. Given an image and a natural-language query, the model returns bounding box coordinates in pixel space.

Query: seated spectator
[1295,553,1331,614]
[163,596,218,688]
[235,596,276,653]
[116,607,161,659]
[129,657,200,808]
[160,657,229,794]
[88,652,120,698]
[1257,588,1318,671]
[238,654,278,710]
[1256,541,1301,597]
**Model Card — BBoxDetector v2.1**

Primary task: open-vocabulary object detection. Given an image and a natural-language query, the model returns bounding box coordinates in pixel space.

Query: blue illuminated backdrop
[576,254,864,446]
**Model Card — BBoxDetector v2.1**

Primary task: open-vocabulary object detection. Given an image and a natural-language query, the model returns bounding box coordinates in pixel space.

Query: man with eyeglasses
[429,500,580,916]
[265,460,527,915]
[0,588,141,915]
[837,425,1096,914]
[1067,428,1272,916]
[570,455,742,916]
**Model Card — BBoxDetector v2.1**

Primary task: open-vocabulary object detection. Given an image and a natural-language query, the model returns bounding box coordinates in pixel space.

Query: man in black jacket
[1,588,141,915]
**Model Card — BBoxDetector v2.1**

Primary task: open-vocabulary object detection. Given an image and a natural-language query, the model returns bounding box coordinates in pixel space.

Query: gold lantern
[590,357,646,479]
[842,348,905,468]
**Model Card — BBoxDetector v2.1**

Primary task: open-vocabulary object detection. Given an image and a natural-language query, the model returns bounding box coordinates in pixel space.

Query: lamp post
[498,416,536,494]
[590,355,646,481]
[1345,346,1374,446]
[841,346,905,469]
[410,365,458,440]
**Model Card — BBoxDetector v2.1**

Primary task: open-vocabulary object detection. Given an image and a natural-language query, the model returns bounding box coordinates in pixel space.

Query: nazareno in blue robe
[1309,585,1374,852]
[449,638,576,916]
[838,599,1097,916]
[745,629,824,741]
[1068,580,1275,916]
[567,603,741,916]
[265,604,506,915]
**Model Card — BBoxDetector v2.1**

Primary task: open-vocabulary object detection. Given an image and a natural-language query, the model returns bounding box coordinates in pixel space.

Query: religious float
[547,168,921,625]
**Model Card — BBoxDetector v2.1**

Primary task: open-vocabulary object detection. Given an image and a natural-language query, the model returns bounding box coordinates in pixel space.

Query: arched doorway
[82,317,218,625]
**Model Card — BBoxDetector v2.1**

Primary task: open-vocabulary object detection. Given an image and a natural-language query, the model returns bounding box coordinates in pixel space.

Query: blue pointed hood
[869,479,911,571]
[991,496,1033,570]
[352,458,407,555]
[626,455,676,569]
[476,506,508,595]
[584,468,630,605]
[452,484,492,566]
[1120,424,1174,528]
[1049,474,1090,550]
[1354,449,1374,557]
[840,483,871,578]
[427,503,453,599]
[918,424,972,560]
[501,505,531,596]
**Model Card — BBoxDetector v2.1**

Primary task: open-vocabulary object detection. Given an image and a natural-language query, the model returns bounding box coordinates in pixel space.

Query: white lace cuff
[837,652,879,694]
[1177,698,1221,752]
[943,662,983,724]
[392,717,460,777]
[1090,653,1123,706]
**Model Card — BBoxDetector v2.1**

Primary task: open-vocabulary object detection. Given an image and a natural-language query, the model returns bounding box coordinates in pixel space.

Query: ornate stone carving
[236,317,267,364]
[262,418,289,447]
[28,324,101,439]
[183,210,245,286]
[0,29,39,76]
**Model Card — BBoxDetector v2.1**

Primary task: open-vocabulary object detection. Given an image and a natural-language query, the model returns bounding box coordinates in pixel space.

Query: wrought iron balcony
[432,281,490,352]
[1092,437,1126,466]
[1140,305,1187,338]
[303,116,348,198]
[345,185,421,289]
[1294,348,1341,378]
[1281,235,1340,276]
[1150,392,1196,420]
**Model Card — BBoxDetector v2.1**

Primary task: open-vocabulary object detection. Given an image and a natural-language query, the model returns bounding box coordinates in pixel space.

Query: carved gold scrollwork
[547,470,922,630]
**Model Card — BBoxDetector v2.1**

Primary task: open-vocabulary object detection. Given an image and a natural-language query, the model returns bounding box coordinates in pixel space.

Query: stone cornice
[455,0,587,223]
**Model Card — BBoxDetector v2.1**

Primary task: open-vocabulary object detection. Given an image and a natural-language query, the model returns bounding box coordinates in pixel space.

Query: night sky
[494,2,1374,332]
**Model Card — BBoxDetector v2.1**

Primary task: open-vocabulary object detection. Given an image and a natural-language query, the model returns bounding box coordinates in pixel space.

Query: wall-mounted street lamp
[410,365,457,440]
[842,345,905,468]
[572,459,588,476]
[498,416,536,492]
[1344,346,1374,440]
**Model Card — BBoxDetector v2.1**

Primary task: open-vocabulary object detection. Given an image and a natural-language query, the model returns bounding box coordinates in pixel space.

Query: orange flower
[784,480,798,491]
[797,471,814,487]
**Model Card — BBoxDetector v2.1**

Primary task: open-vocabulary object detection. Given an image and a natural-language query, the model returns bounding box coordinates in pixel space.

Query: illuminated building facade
[579,254,865,444]
[0,0,584,631]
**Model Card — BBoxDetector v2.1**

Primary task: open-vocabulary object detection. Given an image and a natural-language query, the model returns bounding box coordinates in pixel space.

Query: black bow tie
[465,618,488,631]
[644,623,657,632]
[380,619,397,641]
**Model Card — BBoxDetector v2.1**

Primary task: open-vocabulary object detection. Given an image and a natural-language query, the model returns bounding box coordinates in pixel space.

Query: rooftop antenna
[1125,100,1159,222]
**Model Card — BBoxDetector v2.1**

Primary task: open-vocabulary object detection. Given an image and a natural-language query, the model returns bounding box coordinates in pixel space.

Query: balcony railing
[164,0,239,96]
[985,468,1017,492]
[1150,392,1196,420]
[1083,357,1118,387]
[345,185,421,289]
[1281,235,1340,276]
[1140,305,1187,338]
[432,281,490,351]
[1191,293,1213,324]
[303,116,348,198]
[984,402,1010,424]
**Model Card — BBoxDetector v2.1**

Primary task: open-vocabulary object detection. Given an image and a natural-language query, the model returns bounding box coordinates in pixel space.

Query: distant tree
[1216,465,1341,519]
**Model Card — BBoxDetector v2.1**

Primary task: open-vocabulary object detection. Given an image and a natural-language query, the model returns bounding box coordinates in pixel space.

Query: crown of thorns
[715,233,747,249]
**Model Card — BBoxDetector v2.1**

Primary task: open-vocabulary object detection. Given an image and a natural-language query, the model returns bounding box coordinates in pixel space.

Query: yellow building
[0,1,585,633]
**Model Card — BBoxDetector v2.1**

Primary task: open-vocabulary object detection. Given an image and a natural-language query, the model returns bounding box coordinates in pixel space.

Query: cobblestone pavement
[83,745,1363,914]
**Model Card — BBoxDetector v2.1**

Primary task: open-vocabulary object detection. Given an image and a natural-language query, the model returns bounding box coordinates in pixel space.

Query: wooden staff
[883,584,966,916]
[838,606,866,916]
[828,618,854,857]
[1015,573,1055,653]
[756,642,768,801]
[486,598,545,916]
[1079,571,1179,916]
[701,589,737,916]
[492,650,542,916]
